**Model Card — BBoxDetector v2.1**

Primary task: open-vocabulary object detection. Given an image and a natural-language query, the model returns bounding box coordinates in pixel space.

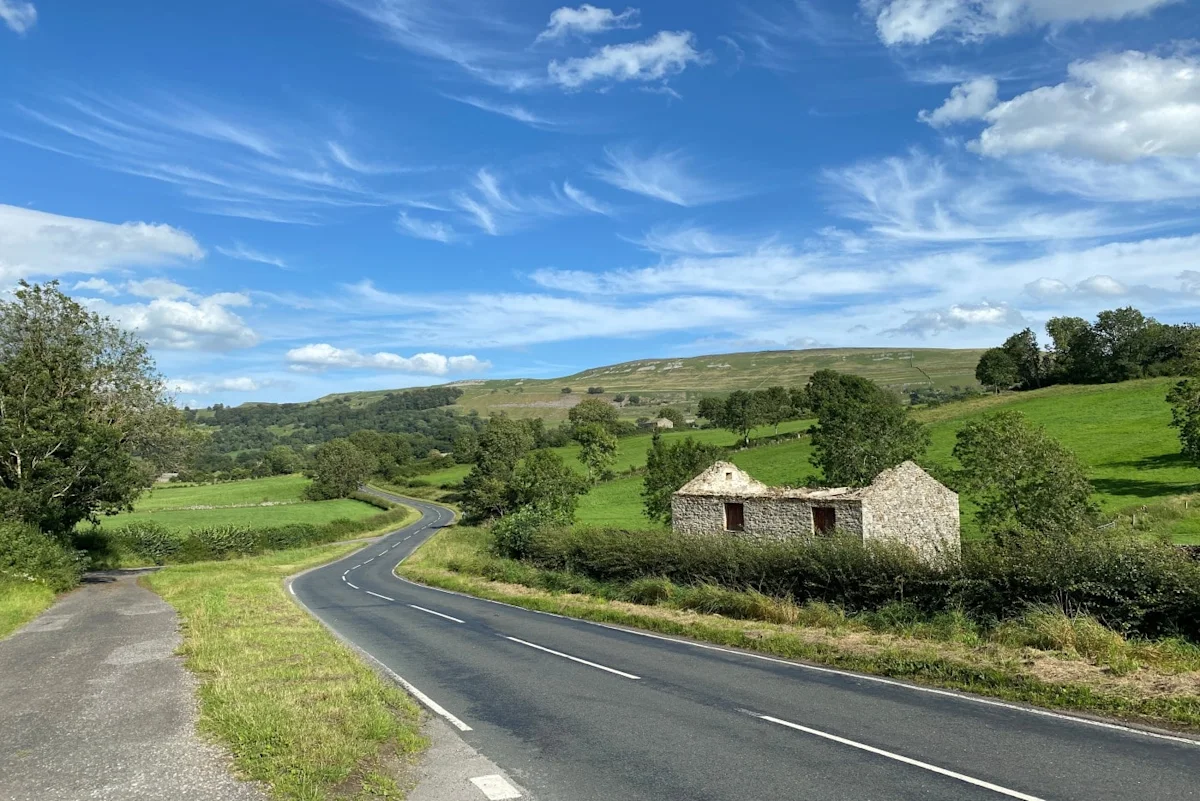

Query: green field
[321,347,984,423]
[578,379,1200,541]
[0,581,56,640]
[420,419,815,487]
[135,474,309,511]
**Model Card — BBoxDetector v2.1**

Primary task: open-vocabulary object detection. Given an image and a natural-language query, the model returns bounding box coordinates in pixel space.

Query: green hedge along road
[291,489,1199,801]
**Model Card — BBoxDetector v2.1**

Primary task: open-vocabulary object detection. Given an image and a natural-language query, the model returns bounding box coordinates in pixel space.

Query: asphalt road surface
[292,491,1200,801]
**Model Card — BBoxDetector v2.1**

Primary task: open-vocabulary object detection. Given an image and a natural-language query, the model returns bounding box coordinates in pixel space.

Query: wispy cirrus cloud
[0,0,36,34]
[216,243,288,269]
[593,147,735,207]
[397,212,456,243]
[443,95,563,130]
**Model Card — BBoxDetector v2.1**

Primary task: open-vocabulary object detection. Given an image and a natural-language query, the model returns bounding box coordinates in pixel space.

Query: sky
[2,0,1200,406]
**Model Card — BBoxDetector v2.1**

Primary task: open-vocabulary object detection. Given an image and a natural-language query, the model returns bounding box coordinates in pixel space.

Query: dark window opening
[724,502,745,532]
[813,507,836,536]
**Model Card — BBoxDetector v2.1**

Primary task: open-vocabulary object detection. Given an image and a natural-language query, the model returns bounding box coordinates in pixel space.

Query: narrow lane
[293,493,1200,801]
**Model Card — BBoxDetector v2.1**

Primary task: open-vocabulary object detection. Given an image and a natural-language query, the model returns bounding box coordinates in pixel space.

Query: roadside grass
[0,580,57,640]
[94,499,382,533]
[136,475,310,511]
[576,379,1200,541]
[400,524,1200,732]
[144,544,427,801]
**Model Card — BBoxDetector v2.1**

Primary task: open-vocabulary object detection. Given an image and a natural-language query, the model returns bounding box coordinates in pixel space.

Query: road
[292,492,1200,801]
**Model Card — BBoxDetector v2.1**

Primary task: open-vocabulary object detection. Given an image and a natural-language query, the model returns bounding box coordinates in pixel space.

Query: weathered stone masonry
[671,461,960,562]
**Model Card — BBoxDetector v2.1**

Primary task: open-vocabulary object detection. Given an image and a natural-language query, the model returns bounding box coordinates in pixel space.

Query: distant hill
[320,347,986,422]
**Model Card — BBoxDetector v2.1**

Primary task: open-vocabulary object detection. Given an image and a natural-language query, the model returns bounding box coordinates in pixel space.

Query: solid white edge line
[388,568,1200,749]
[366,590,394,602]
[470,774,521,800]
[409,604,465,624]
[346,582,359,590]
[372,658,471,732]
[504,636,640,680]
[758,715,1047,801]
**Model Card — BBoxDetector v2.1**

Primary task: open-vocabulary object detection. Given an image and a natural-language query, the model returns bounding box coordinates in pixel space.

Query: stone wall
[861,463,960,562]
[671,494,864,541]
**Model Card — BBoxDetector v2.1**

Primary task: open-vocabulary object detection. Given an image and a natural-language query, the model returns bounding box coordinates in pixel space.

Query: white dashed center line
[408,604,465,624]
[504,637,640,680]
[366,591,394,602]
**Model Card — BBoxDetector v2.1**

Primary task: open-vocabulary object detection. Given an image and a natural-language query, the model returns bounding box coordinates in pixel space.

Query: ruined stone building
[671,461,960,561]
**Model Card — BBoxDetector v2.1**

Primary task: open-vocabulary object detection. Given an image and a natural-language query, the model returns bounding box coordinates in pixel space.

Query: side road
[0,570,265,801]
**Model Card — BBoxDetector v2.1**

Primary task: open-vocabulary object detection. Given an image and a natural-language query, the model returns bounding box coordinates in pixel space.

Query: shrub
[180,526,258,561]
[0,522,85,591]
[113,521,182,565]
[492,506,567,561]
[621,577,677,605]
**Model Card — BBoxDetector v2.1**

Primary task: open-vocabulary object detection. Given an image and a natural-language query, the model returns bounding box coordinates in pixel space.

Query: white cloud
[125,278,195,300]
[0,0,36,34]
[0,204,203,281]
[969,52,1200,163]
[559,182,611,215]
[1025,274,1129,300]
[549,30,705,89]
[448,168,607,236]
[216,243,287,269]
[886,301,1026,338]
[593,147,731,207]
[326,141,404,175]
[286,343,490,374]
[628,224,748,256]
[444,95,561,129]
[918,76,997,127]
[536,4,639,42]
[866,0,1177,46]
[86,290,259,351]
[397,212,456,243]
[72,277,118,296]
[169,377,260,395]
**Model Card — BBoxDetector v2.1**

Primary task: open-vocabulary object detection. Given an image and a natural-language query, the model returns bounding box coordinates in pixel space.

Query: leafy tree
[263,445,302,475]
[802,370,877,417]
[0,282,182,534]
[657,407,686,427]
[574,422,618,483]
[1000,328,1043,389]
[807,373,928,486]
[568,397,619,434]
[700,390,763,446]
[1046,316,1101,384]
[975,348,1019,393]
[757,386,794,433]
[953,410,1098,540]
[508,449,587,520]
[1094,306,1152,381]
[461,416,535,520]
[1167,377,1200,466]
[642,433,723,524]
[452,430,479,464]
[306,439,375,499]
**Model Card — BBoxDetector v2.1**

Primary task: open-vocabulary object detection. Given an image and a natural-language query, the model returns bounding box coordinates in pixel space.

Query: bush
[492,506,566,560]
[113,521,183,565]
[0,522,85,591]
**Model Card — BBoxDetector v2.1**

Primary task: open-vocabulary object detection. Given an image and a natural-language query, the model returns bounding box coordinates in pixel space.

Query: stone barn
[671,461,960,561]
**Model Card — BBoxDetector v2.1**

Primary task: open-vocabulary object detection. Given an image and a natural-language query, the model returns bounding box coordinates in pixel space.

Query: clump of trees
[306,439,376,500]
[978,307,1198,392]
[697,386,801,445]
[0,282,184,535]
[642,433,723,523]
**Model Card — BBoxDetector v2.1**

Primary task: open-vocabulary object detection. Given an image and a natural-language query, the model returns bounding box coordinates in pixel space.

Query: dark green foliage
[567,397,620,433]
[953,411,1098,540]
[642,433,723,523]
[573,422,618,483]
[757,386,793,433]
[306,439,375,500]
[657,407,686,427]
[975,348,1019,393]
[1036,307,1197,386]
[262,445,303,476]
[508,449,588,519]
[0,522,85,591]
[805,372,928,486]
[1000,328,1043,389]
[461,416,536,521]
[0,282,182,534]
[1167,377,1200,466]
[697,388,792,445]
[586,386,605,394]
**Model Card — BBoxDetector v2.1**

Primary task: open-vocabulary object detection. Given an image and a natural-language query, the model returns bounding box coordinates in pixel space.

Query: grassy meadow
[0,581,57,640]
[94,475,381,533]
[577,378,1200,541]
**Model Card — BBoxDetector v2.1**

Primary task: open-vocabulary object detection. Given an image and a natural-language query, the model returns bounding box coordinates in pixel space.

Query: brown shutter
[813,507,836,535]
[724,502,745,532]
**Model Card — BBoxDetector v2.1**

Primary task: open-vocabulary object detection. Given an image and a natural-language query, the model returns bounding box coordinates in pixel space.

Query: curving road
[292,491,1200,801]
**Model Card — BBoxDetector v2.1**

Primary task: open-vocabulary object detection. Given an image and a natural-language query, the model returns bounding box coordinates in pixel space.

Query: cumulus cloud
[0,0,36,34]
[0,204,203,281]
[285,344,490,375]
[548,30,705,89]
[169,377,261,395]
[72,277,119,296]
[85,289,259,351]
[865,0,1176,46]
[536,4,639,42]
[125,278,195,300]
[918,76,997,127]
[886,301,1026,338]
[1025,274,1129,300]
[969,51,1200,163]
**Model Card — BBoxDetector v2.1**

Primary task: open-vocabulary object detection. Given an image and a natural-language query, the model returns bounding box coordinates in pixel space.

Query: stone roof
[674,460,948,501]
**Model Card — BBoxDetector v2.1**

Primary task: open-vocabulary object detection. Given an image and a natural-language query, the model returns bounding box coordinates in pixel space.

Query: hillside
[322,347,985,423]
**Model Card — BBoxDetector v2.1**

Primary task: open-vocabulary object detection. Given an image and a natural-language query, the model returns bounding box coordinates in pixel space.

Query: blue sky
[2,0,1200,405]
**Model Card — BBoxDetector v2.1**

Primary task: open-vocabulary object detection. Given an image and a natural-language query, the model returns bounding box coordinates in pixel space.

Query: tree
[642,433,723,524]
[1000,328,1042,389]
[567,397,619,434]
[1167,378,1200,466]
[807,373,928,486]
[1046,316,1100,384]
[757,386,794,433]
[574,422,618,483]
[953,410,1097,540]
[975,348,1019,393]
[700,390,763,446]
[0,282,182,534]
[306,439,375,499]
[263,445,302,475]
[802,370,877,418]
[508,449,587,520]
[1094,306,1152,381]
[658,407,686,427]
[461,416,536,520]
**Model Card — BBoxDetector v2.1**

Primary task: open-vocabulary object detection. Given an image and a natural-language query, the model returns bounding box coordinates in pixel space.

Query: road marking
[404,535,412,541]
[757,714,1046,800]
[470,775,521,800]
[378,551,388,557]
[504,636,640,680]
[409,604,465,624]
[369,657,471,731]
[346,582,359,590]
[350,564,361,570]
[288,583,296,597]
[364,557,374,564]
[366,591,394,602]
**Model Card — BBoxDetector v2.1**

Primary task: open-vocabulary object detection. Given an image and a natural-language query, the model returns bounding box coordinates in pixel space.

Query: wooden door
[724,502,745,532]
[813,507,836,536]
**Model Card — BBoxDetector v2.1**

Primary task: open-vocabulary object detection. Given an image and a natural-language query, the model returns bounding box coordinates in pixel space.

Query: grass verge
[399,523,1200,733]
[0,580,57,640]
[144,543,427,801]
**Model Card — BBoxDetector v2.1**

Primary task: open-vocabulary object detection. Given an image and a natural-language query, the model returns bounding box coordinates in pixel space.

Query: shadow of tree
[1091,477,1200,500]
[1101,452,1193,471]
